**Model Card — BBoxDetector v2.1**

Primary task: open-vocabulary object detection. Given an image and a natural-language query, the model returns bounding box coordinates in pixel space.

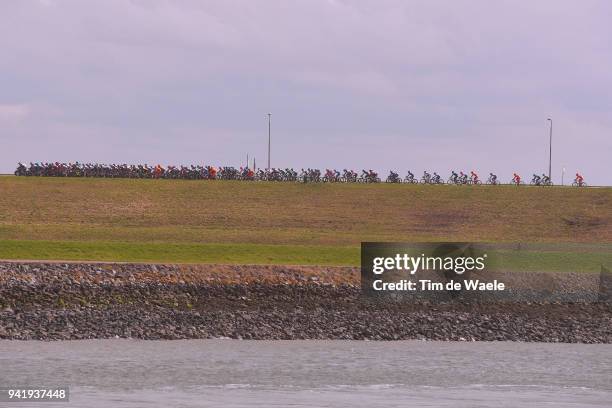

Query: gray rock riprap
[0,262,610,342]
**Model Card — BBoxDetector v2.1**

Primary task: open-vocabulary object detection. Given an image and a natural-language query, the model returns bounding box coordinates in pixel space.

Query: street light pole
[547,118,552,181]
[267,113,272,170]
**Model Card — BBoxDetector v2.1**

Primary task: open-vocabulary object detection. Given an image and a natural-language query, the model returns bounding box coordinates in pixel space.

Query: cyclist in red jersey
[470,170,479,184]
[575,172,584,186]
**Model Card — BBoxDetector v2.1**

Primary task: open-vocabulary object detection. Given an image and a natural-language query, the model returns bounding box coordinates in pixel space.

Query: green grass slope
[0,176,610,266]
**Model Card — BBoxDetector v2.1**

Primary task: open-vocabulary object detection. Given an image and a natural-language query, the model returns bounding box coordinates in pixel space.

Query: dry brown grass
[1,176,611,245]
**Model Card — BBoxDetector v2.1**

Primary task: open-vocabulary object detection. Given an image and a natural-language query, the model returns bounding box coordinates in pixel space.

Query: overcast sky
[1,0,611,184]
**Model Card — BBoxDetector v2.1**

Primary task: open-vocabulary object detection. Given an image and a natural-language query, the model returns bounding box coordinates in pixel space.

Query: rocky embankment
[0,262,610,342]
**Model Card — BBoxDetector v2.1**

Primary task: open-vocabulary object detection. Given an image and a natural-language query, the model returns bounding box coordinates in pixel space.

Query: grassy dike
[0,176,610,268]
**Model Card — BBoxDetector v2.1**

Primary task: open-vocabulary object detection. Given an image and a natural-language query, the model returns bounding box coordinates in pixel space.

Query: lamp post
[266,113,272,170]
[547,118,552,181]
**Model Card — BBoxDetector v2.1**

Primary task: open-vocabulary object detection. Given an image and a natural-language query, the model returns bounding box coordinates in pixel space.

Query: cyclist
[532,174,541,185]
[488,172,497,184]
[512,173,521,185]
[154,164,163,179]
[368,170,378,182]
[575,172,584,186]
[470,170,479,184]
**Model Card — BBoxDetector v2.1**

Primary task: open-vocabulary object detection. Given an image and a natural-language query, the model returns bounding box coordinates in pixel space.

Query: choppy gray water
[0,340,610,407]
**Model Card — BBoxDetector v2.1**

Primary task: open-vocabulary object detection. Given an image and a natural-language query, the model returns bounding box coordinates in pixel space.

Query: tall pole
[267,113,272,170]
[547,118,552,180]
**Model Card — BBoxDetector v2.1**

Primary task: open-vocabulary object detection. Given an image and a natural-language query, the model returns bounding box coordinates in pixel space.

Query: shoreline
[1,262,610,343]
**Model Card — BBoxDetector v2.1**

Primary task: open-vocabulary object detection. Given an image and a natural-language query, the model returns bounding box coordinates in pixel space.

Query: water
[0,340,610,407]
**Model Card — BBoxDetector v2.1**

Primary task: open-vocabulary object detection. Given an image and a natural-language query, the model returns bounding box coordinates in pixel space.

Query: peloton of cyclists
[14,161,592,188]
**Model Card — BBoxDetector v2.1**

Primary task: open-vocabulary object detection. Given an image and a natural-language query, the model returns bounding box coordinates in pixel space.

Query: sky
[1,0,611,185]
